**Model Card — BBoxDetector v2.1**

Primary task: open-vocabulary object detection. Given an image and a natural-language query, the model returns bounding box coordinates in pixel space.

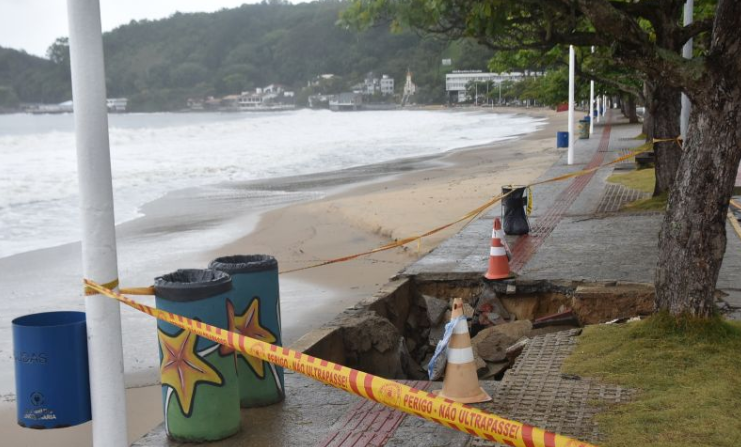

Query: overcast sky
[1,0,311,58]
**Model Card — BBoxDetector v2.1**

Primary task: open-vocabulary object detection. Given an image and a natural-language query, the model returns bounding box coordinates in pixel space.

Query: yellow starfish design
[220,299,276,378]
[159,328,222,415]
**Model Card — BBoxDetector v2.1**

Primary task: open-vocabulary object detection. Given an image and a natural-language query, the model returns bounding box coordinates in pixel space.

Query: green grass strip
[563,314,741,447]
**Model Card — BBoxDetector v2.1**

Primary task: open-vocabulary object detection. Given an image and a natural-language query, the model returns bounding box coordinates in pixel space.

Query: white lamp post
[589,47,595,135]
[568,45,575,165]
[66,0,128,445]
[680,0,694,139]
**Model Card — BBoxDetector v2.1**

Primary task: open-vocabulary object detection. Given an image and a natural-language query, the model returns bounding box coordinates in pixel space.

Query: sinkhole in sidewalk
[297,276,655,382]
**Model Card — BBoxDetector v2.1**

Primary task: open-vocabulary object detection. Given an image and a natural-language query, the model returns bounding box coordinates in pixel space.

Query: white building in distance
[403,69,416,97]
[353,73,395,96]
[445,71,527,102]
[106,98,128,112]
[380,75,394,95]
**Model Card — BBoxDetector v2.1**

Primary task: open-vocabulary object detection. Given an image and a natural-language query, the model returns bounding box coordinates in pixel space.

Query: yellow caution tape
[728,211,741,243]
[119,286,156,296]
[84,278,119,296]
[281,144,654,274]
[652,137,683,150]
[116,142,657,288]
[84,279,596,447]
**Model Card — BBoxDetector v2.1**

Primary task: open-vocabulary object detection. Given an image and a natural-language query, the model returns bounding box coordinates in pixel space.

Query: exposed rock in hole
[341,313,405,379]
[472,320,533,362]
[421,294,448,325]
[480,361,509,380]
[399,337,427,380]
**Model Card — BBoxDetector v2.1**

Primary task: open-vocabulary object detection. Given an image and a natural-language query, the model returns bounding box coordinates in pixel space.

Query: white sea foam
[0,109,544,258]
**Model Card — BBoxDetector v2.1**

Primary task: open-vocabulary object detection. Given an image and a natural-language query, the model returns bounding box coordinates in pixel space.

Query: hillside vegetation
[0,1,494,112]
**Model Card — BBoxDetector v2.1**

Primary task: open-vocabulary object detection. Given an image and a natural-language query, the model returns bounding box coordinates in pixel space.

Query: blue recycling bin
[12,311,91,429]
[209,255,284,408]
[556,131,569,148]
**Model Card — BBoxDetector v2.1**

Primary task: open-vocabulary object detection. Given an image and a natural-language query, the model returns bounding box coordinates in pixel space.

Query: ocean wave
[0,109,544,258]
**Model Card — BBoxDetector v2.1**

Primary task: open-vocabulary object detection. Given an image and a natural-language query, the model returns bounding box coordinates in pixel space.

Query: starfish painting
[220,298,277,378]
[159,328,222,416]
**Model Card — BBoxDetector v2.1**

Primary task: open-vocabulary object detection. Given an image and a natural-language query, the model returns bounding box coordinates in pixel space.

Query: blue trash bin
[12,311,91,429]
[556,131,569,148]
[209,255,284,408]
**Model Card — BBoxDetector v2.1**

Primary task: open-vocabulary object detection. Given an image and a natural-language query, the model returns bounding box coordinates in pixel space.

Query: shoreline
[1,106,565,445]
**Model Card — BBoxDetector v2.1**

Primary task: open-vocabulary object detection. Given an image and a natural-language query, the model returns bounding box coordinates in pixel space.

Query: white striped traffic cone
[484,218,511,280]
[434,298,492,404]
[492,217,512,260]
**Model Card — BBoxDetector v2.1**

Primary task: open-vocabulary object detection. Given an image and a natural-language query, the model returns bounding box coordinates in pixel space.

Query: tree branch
[679,17,714,46]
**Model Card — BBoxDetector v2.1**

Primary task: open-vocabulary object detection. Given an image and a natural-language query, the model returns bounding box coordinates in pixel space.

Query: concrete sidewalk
[404,112,741,316]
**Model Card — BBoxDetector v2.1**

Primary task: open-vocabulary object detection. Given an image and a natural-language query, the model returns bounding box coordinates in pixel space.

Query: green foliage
[1,2,496,111]
[563,314,741,447]
[0,85,19,108]
[0,46,70,104]
[97,1,494,110]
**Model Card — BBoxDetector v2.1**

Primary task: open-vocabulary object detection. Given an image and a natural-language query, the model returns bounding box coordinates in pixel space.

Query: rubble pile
[411,289,582,381]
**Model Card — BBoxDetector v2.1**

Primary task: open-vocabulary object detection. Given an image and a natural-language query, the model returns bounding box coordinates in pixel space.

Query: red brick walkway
[316,381,431,447]
[509,120,613,272]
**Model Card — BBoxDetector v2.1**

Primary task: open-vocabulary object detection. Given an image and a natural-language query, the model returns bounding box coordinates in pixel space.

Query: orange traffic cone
[484,218,511,280]
[434,298,492,404]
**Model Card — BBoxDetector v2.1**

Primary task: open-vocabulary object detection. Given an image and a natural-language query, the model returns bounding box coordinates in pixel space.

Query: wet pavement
[134,375,473,447]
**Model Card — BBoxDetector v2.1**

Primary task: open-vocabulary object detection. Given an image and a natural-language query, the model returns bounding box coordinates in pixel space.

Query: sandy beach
[3,107,565,445]
[217,107,565,338]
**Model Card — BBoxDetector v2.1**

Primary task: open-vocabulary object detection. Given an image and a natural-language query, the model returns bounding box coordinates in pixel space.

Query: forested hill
[0,1,494,112]
[0,47,69,108]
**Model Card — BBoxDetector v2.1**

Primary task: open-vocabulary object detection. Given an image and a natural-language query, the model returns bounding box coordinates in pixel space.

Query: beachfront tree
[342,0,741,319]
[488,46,643,120]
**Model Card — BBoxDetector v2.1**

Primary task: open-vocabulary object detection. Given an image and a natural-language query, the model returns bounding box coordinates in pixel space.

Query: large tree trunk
[646,79,682,196]
[624,94,639,124]
[655,1,741,317]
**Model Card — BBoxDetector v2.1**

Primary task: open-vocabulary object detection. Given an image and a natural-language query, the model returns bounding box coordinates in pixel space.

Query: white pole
[66,0,128,446]
[568,45,575,165]
[680,0,693,139]
[596,95,601,123]
[602,94,607,116]
[589,47,595,135]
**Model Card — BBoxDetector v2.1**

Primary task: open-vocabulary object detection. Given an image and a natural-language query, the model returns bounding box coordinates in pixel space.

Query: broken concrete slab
[528,325,580,337]
[421,294,448,325]
[472,320,532,362]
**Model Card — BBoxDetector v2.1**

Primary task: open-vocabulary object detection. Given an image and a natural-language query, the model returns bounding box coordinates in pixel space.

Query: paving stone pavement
[594,183,651,214]
[469,330,633,447]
